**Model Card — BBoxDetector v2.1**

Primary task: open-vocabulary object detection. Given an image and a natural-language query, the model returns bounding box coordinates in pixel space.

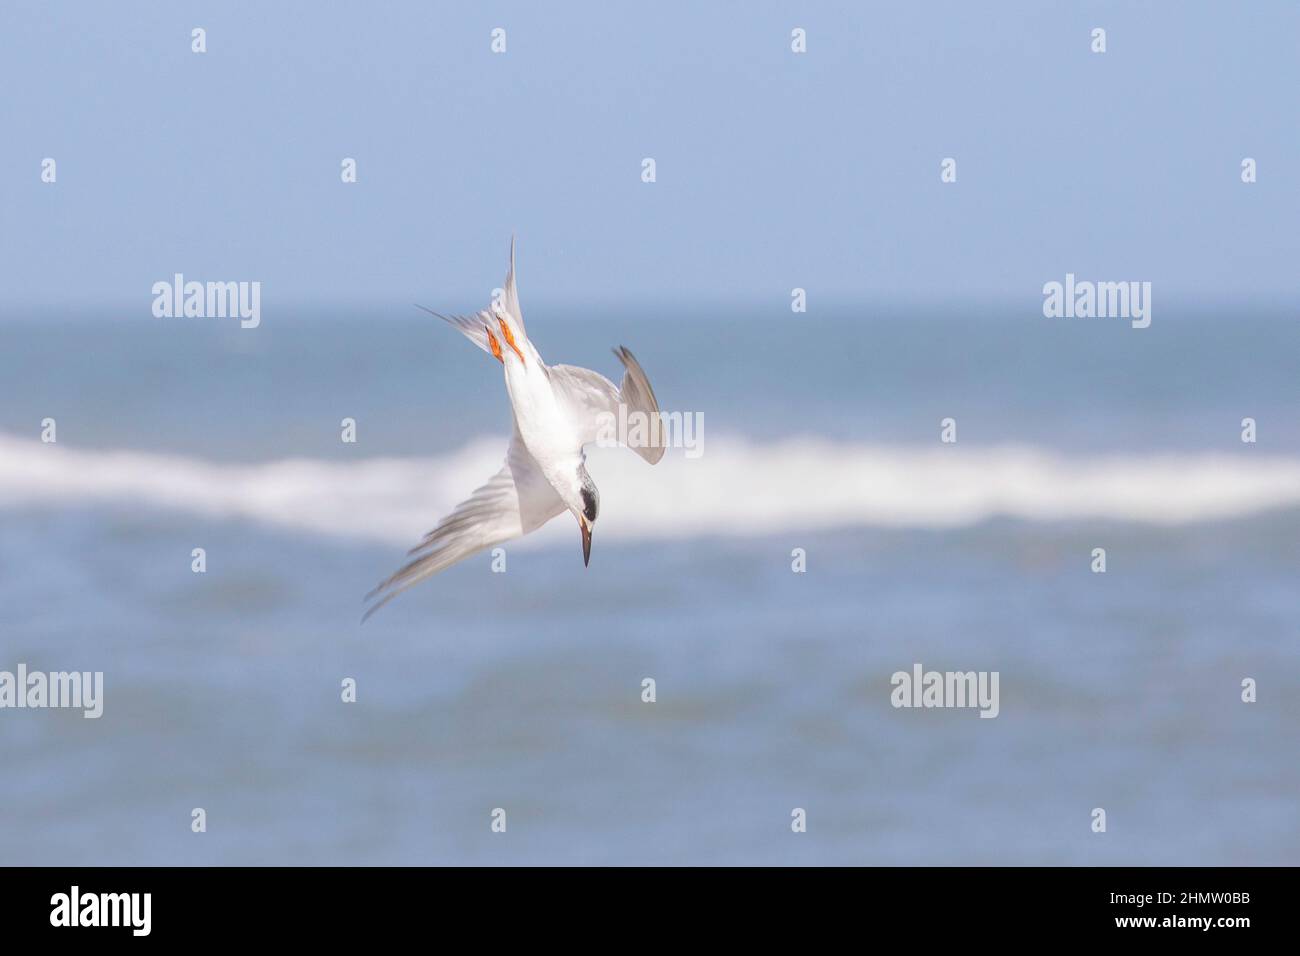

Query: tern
[363,240,666,620]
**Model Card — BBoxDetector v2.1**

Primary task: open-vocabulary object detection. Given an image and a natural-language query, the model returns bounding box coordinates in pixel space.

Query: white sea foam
[1,432,1297,546]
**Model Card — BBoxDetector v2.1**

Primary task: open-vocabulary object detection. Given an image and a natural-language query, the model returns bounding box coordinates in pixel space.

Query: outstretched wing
[549,346,666,464]
[362,425,565,621]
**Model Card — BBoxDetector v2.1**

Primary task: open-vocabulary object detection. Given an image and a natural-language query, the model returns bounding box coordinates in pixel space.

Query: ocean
[1,306,1297,865]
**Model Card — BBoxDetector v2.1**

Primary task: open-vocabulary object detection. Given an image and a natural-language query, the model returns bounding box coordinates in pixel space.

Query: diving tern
[364,240,666,620]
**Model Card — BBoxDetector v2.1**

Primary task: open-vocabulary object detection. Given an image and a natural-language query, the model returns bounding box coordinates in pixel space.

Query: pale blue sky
[1,1,1296,313]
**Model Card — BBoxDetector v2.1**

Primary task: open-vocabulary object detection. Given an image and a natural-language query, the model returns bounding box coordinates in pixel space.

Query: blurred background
[1,1,1297,864]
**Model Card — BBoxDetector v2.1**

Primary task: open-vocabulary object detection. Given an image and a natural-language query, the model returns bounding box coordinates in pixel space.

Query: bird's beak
[579,515,592,567]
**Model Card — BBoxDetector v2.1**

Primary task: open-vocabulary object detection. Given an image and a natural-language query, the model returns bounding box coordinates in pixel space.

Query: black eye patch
[580,487,598,523]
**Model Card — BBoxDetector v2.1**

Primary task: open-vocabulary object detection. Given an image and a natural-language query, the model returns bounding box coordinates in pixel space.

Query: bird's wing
[549,346,666,464]
[362,425,565,621]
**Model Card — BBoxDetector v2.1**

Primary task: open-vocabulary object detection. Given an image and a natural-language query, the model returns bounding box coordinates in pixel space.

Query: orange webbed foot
[497,316,526,365]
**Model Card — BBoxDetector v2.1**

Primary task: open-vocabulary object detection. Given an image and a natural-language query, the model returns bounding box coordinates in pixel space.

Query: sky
[1,1,1297,314]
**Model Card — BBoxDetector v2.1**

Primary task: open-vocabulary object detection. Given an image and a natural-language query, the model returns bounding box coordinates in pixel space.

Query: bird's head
[562,463,600,566]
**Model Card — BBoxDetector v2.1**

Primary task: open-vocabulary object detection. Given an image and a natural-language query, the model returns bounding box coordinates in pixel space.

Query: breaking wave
[2,432,1297,545]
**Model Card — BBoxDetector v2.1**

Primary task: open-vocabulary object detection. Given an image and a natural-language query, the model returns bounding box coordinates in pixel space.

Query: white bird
[364,239,666,620]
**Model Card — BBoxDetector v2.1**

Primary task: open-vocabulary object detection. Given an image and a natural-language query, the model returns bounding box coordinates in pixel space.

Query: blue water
[1,308,1297,864]
[4,307,1300,458]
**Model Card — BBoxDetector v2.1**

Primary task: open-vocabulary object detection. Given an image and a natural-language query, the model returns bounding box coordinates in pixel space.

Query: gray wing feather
[549,346,666,465]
